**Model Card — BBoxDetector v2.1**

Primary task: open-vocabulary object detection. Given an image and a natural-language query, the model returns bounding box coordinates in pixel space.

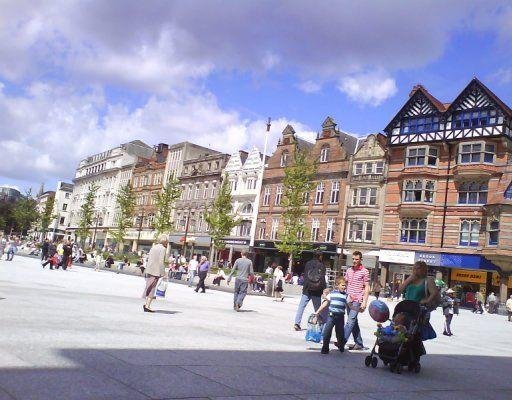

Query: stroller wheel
[371,357,378,368]
[414,363,421,373]
[364,356,372,367]
[383,360,389,366]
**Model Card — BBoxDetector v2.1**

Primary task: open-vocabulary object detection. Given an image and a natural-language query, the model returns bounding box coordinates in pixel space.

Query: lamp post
[181,208,191,259]
[136,209,145,249]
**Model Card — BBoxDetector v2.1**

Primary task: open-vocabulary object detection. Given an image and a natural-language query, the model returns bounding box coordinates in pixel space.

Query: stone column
[132,240,138,252]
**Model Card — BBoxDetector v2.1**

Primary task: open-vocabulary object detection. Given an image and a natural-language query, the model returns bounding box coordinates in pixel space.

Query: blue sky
[1,1,512,193]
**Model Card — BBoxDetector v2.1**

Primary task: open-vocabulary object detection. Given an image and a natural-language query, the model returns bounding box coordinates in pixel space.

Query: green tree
[153,176,182,236]
[275,146,317,271]
[110,182,136,252]
[0,200,16,234]
[39,195,56,239]
[76,184,98,245]
[204,178,240,262]
[13,190,39,236]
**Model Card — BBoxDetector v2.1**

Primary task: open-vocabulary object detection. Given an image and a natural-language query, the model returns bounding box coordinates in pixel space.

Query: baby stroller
[364,300,426,374]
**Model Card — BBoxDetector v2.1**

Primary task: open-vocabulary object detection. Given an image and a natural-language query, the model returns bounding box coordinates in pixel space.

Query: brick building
[254,118,357,273]
[380,78,512,306]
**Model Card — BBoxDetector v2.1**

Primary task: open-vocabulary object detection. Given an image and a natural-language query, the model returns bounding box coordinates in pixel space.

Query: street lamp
[136,209,145,249]
[181,208,191,259]
[91,210,104,249]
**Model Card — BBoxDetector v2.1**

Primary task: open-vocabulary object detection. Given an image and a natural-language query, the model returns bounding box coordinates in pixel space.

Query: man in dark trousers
[41,239,50,261]
[61,240,72,270]
[293,250,326,331]
[227,251,254,311]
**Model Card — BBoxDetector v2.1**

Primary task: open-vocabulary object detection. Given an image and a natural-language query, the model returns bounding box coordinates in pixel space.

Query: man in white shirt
[187,255,198,287]
[265,265,273,275]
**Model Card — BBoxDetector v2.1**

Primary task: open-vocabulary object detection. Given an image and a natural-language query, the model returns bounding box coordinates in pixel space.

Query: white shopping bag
[155,279,168,297]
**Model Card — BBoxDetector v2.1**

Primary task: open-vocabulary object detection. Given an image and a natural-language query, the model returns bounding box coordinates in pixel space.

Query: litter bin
[265,278,274,296]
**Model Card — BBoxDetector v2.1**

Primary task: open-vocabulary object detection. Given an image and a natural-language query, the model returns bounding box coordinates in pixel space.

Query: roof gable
[243,147,263,170]
[224,152,242,171]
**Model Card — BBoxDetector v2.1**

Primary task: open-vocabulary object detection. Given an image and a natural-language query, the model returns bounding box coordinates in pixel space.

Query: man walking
[41,239,50,261]
[293,250,326,331]
[187,255,198,287]
[344,250,370,351]
[195,256,210,293]
[227,251,254,311]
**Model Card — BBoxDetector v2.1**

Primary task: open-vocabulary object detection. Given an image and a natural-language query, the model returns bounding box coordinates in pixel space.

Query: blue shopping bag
[305,314,322,343]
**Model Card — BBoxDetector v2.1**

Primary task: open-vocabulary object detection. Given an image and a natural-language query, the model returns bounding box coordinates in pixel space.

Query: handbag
[420,320,437,341]
[305,314,323,343]
[156,279,168,297]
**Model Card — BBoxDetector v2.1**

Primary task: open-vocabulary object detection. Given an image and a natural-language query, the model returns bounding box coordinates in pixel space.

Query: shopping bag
[420,321,437,341]
[305,313,322,343]
[156,279,168,297]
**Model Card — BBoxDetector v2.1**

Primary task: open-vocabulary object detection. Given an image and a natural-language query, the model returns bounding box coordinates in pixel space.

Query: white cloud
[297,81,322,94]
[337,71,398,106]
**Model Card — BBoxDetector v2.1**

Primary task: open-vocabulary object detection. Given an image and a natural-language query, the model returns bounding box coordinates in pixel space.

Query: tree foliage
[39,195,56,236]
[0,201,16,233]
[153,176,181,236]
[275,146,317,266]
[76,184,98,244]
[12,190,39,235]
[110,182,136,252]
[204,178,240,252]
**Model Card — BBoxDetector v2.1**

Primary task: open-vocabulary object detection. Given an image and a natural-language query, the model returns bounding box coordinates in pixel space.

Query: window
[400,218,427,243]
[459,219,480,247]
[239,221,252,236]
[320,146,330,162]
[241,203,253,214]
[315,182,324,204]
[352,187,377,206]
[180,185,186,200]
[246,178,256,190]
[203,183,209,199]
[133,177,139,187]
[406,146,438,167]
[211,181,217,198]
[330,181,340,204]
[59,217,65,225]
[458,142,495,164]
[194,184,200,199]
[62,203,68,211]
[258,225,266,239]
[230,179,237,192]
[505,183,512,199]
[347,220,374,242]
[403,180,435,203]
[275,185,283,205]
[401,116,440,134]
[376,162,384,174]
[263,187,271,206]
[280,151,289,167]
[354,163,363,175]
[270,218,279,240]
[365,163,373,174]
[303,192,309,205]
[325,218,335,242]
[187,185,192,200]
[311,219,320,241]
[488,219,499,246]
[458,182,488,205]
[453,109,498,129]
[65,193,70,199]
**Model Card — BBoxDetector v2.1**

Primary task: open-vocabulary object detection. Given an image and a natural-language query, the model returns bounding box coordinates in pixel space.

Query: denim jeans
[322,313,345,352]
[234,278,249,307]
[294,294,321,326]
[188,272,196,286]
[344,301,364,347]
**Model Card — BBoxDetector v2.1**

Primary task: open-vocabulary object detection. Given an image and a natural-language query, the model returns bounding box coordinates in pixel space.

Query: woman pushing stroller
[399,261,439,307]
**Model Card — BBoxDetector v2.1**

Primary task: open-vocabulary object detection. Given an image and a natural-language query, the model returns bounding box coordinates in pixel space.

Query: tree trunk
[288,253,293,275]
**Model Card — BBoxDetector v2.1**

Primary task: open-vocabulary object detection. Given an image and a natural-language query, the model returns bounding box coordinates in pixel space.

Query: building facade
[343,133,388,277]
[68,140,153,248]
[218,147,264,262]
[51,181,74,241]
[0,186,22,202]
[381,78,512,305]
[254,118,358,273]
[171,151,230,258]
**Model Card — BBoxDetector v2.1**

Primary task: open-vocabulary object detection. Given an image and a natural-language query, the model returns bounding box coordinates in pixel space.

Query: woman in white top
[273,265,284,302]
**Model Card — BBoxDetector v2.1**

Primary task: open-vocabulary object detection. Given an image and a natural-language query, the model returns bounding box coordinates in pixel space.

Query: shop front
[252,240,287,273]
[378,249,416,289]
[168,234,211,260]
[217,238,251,265]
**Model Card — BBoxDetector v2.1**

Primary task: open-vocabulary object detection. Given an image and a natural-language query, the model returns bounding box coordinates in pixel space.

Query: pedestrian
[293,250,326,331]
[315,277,348,354]
[94,250,103,272]
[61,240,72,270]
[373,279,382,299]
[187,255,198,287]
[227,251,254,311]
[343,251,370,351]
[473,290,485,314]
[0,234,6,260]
[265,264,274,275]
[41,253,59,269]
[273,265,284,302]
[487,292,497,314]
[41,239,50,261]
[195,255,210,293]
[6,236,18,261]
[506,295,512,322]
[442,288,455,336]
[142,234,168,313]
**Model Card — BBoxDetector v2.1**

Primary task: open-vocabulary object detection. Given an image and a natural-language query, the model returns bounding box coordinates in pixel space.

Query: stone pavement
[0,256,511,400]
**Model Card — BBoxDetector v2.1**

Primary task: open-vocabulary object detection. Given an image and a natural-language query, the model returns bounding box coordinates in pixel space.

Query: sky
[2,0,512,193]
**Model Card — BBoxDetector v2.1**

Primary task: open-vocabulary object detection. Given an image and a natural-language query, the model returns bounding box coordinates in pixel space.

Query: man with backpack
[293,250,326,331]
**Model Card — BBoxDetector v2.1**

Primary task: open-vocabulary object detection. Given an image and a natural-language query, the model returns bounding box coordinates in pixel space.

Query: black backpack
[306,261,324,291]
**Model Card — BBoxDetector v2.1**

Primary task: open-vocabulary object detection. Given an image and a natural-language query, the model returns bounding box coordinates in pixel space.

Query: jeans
[344,301,364,347]
[294,294,321,326]
[7,250,15,261]
[195,271,207,292]
[322,313,345,352]
[444,313,453,335]
[188,272,196,286]
[234,278,249,307]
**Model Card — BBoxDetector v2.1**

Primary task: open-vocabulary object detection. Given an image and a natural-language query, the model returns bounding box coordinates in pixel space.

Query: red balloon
[369,300,390,322]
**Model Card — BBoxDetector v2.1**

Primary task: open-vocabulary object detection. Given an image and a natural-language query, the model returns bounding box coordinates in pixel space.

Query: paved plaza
[0,256,511,400]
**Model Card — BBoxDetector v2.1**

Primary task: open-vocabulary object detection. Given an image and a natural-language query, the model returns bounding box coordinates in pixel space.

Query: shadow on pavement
[0,348,511,400]
[153,310,181,315]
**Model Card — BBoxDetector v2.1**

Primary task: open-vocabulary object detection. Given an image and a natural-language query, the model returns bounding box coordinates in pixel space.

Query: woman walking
[442,288,455,336]
[195,256,210,293]
[142,235,168,313]
[273,265,284,301]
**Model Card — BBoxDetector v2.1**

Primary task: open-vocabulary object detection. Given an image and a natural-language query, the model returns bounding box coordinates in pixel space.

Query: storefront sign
[219,238,250,246]
[491,272,512,288]
[450,268,487,284]
[379,249,415,264]
[415,252,441,266]
[440,254,500,271]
